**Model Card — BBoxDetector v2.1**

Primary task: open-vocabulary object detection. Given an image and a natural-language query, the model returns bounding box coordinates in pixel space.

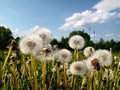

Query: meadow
[0,29,120,90]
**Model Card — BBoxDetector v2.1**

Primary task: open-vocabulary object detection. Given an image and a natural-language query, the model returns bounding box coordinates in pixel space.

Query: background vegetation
[0,25,120,52]
[0,25,120,90]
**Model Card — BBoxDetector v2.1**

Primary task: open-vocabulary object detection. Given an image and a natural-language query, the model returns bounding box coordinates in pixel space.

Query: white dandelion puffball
[36,53,54,61]
[94,49,112,66]
[34,28,52,44]
[69,35,85,50]
[19,35,43,55]
[57,49,72,63]
[70,61,87,76]
[83,46,95,57]
[86,56,100,72]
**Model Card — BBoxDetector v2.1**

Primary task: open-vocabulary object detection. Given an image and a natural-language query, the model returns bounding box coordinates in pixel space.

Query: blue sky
[0,0,120,41]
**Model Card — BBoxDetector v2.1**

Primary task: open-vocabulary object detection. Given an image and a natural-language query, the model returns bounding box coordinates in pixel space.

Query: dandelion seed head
[83,46,95,57]
[36,52,54,61]
[34,28,52,45]
[86,57,100,72]
[57,49,72,63]
[19,35,43,55]
[70,61,87,76]
[94,49,112,66]
[69,35,85,50]
[27,41,36,49]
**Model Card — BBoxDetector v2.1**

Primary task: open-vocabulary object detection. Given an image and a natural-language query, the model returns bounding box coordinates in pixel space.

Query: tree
[68,30,91,47]
[0,26,14,49]
[51,30,92,50]
[50,38,59,46]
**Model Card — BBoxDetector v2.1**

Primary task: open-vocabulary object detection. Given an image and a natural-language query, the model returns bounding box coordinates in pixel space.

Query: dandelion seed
[34,28,52,46]
[83,46,95,57]
[68,35,85,50]
[57,49,72,63]
[36,45,54,61]
[69,61,87,76]
[19,35,43,55]
[36,54,54,61]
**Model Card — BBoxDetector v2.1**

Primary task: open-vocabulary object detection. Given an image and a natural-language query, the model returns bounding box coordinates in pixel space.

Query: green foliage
[50,38,59,46]
[51,30,120,52]
[0,25,119,52]
[51,30,92,50]
[0,26,14,50]
[68,30,91,47]
[0,48,120,90]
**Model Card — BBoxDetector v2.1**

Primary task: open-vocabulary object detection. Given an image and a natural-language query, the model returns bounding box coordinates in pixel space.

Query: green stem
[76,49,79,61]
[63,63,67,89]
[28,67,35,90]
[70,75,74,89]
[2,46,13,71]
[42,61,47,90]
[73,76,76,90]
[31,56,38,90]
[81,77,87,88]
[89,72,94,90]
[57,66,60,89]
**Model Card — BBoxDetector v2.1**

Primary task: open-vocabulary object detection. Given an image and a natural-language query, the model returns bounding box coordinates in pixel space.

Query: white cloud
[11,25,52,38]
[90,33,96,38]
[93,0,120,12]
[11,29,30,38]
[59,0,120,30]
[0,23,7,27]
[11,25,40,38]
[104,33,114,37]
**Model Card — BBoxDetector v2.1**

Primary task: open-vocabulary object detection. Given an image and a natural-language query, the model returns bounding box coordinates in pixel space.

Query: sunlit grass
[0,48,120,90]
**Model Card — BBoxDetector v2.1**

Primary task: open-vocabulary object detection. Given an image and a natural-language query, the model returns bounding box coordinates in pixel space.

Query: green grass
[0,50,120,90]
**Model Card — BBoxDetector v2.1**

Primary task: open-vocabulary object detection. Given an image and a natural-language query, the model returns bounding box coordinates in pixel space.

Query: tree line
[51,30,120,52]
[0,26,120,52]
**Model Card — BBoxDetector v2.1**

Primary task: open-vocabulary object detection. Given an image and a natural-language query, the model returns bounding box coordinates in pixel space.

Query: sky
[0,0,120,42]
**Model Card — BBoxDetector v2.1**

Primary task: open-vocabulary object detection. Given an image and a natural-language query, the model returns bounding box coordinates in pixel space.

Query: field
[0,48,120,90]
[0,30,120,90]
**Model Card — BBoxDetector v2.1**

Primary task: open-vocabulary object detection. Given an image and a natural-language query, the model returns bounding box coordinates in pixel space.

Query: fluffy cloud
[12,25,51,38]
[59,0,120,30]
[12,29,30,38]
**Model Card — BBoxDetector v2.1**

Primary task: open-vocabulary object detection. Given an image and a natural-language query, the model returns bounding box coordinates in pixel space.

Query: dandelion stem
[63,63,67,89]
[73,76,76,90]
[42,61,47,90]
[89,72,94,90]
[28,67,35,90]
[2,46,13,71]
[31,56,38,90]
[81,77,87,89]
[70,75,74,89]
[76,49,79,61]
[57,66,60,89]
